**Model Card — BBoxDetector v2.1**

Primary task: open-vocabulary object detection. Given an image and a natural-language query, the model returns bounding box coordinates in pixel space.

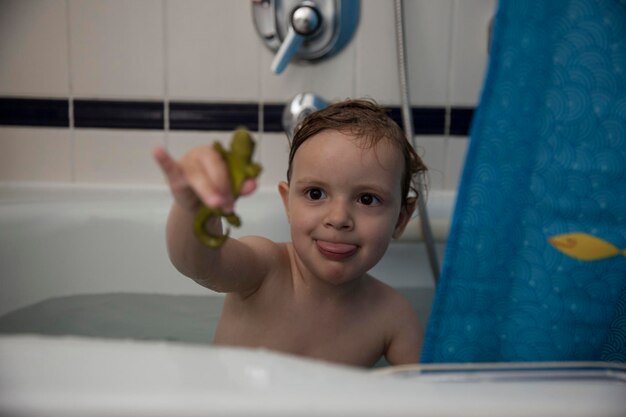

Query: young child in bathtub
[153,99,426,367]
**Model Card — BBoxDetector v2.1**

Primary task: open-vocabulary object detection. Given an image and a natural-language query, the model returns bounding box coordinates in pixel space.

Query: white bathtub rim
[1,334,625,417]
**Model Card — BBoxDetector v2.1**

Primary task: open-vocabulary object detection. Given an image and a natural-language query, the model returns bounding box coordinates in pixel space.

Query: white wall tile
[258,132,289,189]
[449,0,495,105]
[405,0,453,106]
[259,41,356,103]
[443,136,469,190]
[356,0,455,106]
[167,1,260,101]
[0,0,69,97]
[414,135,445,190]
[0,127,72,181]
[166,131,230,159]
[69,0,164,98]
[74,129,164,184]
[355,0,399,105]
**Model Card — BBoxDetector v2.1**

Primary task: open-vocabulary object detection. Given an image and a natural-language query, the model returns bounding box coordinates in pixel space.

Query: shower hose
[394,0,440,283]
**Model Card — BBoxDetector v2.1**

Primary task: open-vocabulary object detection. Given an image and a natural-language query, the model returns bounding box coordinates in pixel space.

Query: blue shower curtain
[422,0,626,363]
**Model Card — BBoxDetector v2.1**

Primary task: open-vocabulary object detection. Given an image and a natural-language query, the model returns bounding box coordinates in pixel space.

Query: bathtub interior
[0,183,442,358]
[2,184,626,417]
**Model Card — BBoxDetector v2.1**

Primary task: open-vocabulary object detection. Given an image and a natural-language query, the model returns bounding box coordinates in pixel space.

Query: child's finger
[153,146,204,209]
[153,146,185,187]
[197,150,235,209]
[186,167,227,209]
[239,179,257,196]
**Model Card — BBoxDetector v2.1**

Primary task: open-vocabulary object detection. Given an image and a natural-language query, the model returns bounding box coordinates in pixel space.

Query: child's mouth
[315,240,358,261]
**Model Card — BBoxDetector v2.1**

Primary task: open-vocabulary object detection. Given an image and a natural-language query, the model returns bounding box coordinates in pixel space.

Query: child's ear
[278,181,291,223]
[392,197,416,239]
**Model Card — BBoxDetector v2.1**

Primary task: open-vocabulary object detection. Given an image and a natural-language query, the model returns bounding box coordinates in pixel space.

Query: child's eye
[305,188,326,201]
[358,193,381,206]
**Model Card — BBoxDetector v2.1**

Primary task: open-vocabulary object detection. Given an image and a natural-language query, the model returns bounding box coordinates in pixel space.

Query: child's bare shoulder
[234,236,291,291]
[365,277,423,364]
[239,235,287,258]
[364,277,416,315]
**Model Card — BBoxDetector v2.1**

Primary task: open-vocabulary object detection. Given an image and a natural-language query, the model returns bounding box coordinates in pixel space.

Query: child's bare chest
[214,287,385,366]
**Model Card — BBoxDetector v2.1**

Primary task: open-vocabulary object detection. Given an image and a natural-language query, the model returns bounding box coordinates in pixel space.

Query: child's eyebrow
[356,183,394,199]
[295,177,393,197]
[294,177,325,186]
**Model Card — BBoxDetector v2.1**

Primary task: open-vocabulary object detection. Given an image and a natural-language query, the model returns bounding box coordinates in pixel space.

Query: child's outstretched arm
[153,145,271,295]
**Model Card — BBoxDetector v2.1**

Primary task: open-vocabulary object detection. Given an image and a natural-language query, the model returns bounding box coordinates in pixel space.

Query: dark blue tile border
[74,99,164,130]
[170,102,259,131]
[450,107,475,136]
[0,98,69,127]
[0,97,474,136]
[263,104,286,133]
[386,107,447,135]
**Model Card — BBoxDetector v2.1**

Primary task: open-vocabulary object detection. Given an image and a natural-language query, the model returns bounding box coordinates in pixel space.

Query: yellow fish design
[548,232,626,261]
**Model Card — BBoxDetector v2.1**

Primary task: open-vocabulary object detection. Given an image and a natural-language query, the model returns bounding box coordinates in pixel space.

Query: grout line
[441,0,458,190]
[259,102,265,138]
[444,0,458,138]
[258,33,265,139]
[352,33,358,98]
[162,0,170,148]
[65,0,76,182]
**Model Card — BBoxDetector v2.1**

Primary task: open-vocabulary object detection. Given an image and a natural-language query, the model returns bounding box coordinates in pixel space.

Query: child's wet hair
[287,98,427,207]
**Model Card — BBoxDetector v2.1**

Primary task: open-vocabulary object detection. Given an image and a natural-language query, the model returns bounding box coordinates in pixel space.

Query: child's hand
[152,145,257,213]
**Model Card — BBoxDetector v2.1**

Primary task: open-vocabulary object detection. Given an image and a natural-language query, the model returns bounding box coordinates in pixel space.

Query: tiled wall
[0,0,495,190]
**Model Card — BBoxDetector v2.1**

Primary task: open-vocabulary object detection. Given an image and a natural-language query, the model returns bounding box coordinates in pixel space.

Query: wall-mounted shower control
[252,0,359,75]
[272,4,321,74]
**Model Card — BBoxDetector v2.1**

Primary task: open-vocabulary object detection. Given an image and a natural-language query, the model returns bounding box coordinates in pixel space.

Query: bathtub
[0,182,447,321]
[1,183,625,417]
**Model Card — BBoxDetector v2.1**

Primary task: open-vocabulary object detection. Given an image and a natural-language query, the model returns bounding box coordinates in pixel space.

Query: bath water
[0,288,433,346]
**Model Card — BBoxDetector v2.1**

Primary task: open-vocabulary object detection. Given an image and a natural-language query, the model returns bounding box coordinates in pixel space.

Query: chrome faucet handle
[271,4,321,74]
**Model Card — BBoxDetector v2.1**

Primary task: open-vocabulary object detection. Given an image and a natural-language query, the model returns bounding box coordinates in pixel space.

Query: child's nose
[324,199,354,230]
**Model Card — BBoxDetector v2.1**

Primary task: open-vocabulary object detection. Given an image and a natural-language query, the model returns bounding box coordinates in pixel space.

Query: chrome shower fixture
[282,92,328,139]
[252,0,359,74]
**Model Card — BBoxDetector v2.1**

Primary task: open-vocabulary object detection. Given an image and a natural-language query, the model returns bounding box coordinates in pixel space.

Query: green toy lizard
[193,128,262,248]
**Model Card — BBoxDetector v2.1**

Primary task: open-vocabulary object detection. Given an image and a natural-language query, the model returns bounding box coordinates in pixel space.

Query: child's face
[279,129,413,286]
